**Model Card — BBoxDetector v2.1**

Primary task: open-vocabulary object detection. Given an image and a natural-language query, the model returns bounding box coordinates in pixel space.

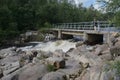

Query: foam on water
[19,40,76,53]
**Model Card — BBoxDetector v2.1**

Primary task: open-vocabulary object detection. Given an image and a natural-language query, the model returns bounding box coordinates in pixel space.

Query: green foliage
[44,22,52,28]
[113,11,120,26]
[0,0,108,44]
[97,0,120,26]
[105,61,120,76]
[46,64,56,72]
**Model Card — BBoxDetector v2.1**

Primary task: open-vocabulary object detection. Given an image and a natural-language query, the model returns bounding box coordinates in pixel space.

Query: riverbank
[0,32,120,80]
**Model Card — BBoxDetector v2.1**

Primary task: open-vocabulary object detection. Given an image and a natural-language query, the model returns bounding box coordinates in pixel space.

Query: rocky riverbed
[0,33,120,80]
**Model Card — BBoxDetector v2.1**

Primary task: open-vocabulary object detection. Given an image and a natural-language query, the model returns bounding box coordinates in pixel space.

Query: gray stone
[18,63,48,80]
[42,72,66,80]
[100,53,112,61]
[94,44,109,55]
[57,59,83,80]
[45,57,65,69]
[3,62,20,76]
[110,45,120,59]
[75,42,84,47]
[0,68,3,79]
[37,50,52,59]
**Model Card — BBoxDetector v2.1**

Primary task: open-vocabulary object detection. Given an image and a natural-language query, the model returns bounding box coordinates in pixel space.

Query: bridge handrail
[52,21,119,32]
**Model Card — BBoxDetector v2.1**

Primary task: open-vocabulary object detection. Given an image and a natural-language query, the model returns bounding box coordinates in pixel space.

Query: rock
[45,57,65,69]
[53,49,65,58]
[57,59,83,80]
[18,63,48,80]
[32,57,40,63]
[94,44,109,55]
[75,42,84,47]
[0,48,17,58]
[10,47,17,52]
[115,56,120,61]
[100,53,112,61]
[110,45,120,59]
[0,68,3,79]
[31,50,38,57]
[0,55,3,60]
[111,32,119,38]
[101,49,110,55]
[19,50,38,63]
[1,63,32,80]
[37,50,52,59]
[73,52,103,66]
[115,40,120,46]
[86,46,94,52]
[88,65,102,80]
[79,65,103,80]
[66,48,74,53]
[100,70,114,80]
[110,37,118,46]
[99,64,115,80]
[36,53,42,58]
[19,53,30,67]
[3,61,20,76]
[77,45,87,52]
[42,72,66,80]
[75,69,89,80]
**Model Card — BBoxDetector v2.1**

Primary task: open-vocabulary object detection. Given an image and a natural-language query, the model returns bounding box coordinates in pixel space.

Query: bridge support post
[107,32,110,44]
[83,32,88,42]
[103,33,110,44]
[58,30,62,39]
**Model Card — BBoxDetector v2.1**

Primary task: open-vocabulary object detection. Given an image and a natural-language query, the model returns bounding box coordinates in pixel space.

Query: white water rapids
[19,40,77,53]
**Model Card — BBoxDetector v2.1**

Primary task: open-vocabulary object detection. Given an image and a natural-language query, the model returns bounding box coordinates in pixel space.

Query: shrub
[105,61,120,76]
[46,64,56,72]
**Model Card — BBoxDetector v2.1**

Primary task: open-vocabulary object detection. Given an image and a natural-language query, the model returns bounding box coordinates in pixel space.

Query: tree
[97,0,120,26]
[0,0,107,44]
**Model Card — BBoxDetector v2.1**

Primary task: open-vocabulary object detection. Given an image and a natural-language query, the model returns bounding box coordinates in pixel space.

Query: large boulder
[115,40,120,46]
[94,44,109,55]
[115,56,120,61]
[71,51,103,66]
[42,72,66,80]
[3,61,20,76]
[100,53,112,61]
[0,55,20,76]
[110,32,119,46]
[58,58,83,80]
[75,69,89,80]
[18,63,48,80]
[110,45,120,59]
[45,57,65,69]
[37,50,52,59]
[0,68,3,79]
[78,62,120,80]
[76,65,102,80]
[1,63,33,80]
[75,42,84,47]
[111,32,119,38]
[0,47,17,58]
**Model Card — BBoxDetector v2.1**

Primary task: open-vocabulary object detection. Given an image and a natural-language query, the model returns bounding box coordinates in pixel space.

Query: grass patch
[46,64,56,72]
[104,61,120,76]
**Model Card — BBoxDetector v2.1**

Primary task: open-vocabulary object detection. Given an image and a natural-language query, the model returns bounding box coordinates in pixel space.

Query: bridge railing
[52,21,120,32]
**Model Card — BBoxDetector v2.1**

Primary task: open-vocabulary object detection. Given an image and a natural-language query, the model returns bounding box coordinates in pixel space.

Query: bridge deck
[52,21,120,32]
[52,28,117,34]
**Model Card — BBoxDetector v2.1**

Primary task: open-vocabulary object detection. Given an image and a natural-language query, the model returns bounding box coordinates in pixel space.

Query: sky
[74,0,100,10]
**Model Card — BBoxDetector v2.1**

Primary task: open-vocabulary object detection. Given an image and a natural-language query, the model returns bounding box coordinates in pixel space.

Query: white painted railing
[53,21,120,32]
